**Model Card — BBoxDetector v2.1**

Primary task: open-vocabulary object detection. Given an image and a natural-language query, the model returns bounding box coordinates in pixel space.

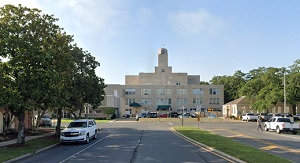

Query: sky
[1,0,300,84]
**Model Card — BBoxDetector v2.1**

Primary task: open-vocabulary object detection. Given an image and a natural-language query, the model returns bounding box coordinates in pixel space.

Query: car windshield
[68,122,87,128]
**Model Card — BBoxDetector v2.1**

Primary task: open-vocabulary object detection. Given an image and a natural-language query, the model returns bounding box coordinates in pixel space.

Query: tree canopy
[210,64,300,114]
[0,4,105,144]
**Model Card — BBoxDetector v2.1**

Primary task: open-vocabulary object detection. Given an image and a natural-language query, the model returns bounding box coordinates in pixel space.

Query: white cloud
[167,8,224,35]
[51,0,129,38]
[1,0,129,40]
[0,0,41,9]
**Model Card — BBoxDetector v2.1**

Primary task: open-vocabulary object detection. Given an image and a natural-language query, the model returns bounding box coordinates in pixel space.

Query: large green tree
[210,70,246,103]
[0,4,74,144]
[239,67,287,112]
[287,60,300,114]
[67,46,106,119]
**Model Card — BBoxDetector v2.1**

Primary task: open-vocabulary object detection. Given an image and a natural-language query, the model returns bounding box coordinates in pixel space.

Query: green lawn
[173,126,291,163]
[0,135,60,162]
[61,119,111,123]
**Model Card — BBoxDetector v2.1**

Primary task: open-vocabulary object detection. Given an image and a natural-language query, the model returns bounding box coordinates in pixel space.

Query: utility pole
[284,72,286,113]
[181,106,184,126]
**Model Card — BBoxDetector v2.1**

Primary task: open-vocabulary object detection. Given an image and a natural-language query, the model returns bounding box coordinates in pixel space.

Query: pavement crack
[130,128,145,163]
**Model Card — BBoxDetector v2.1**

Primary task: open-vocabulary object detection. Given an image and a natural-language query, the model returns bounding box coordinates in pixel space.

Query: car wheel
[94,130,97,139]
[292,131,297,135]
[85,134,90,144]
[264,125,269,131]
[276,126,281,134]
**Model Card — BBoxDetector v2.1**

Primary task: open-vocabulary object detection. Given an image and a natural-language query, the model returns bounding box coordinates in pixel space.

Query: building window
[192,88,203,95]
[192,98,203,105]
[165,89,172,95]
[209,98,220,105]
[157,98,164,105]
[141,98,151,105]
[156,98,170,105]
[176,82,181,85]
[157,89,164,95]
[125,98,135,105]
[125,88,136,95]
[161,69,165,72]
[177,98,187,105]
[210,88,220,95]
[177,89,187,95]
[157,88,172,95]
[141,89,151,95]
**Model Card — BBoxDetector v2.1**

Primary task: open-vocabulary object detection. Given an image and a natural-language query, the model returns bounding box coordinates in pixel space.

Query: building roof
[223,96,247,105]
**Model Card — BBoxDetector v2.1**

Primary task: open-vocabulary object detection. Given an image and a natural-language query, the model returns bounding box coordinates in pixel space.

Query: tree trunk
[17,110,25,144]
[55,108,62,136]
[292,105,297,115]
[78,105,82,119]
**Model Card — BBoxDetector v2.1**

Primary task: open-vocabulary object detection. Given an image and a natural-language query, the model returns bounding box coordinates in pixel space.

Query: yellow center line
[213,128,300,154]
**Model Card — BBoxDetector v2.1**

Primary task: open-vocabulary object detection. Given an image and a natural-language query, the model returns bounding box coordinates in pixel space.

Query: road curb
[3,143,60,163]
[170,127,246,163]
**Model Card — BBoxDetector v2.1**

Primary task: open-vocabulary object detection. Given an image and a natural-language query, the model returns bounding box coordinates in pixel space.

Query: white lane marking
[59,129,118,163]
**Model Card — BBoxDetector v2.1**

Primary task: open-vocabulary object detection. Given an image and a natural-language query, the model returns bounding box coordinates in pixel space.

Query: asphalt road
[17,120,238,163]
[181,120,300,162]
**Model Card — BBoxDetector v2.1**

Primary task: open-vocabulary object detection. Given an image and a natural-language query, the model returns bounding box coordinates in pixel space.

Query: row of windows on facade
[125,98,220,106]
[124,88,220,95]
[124,108,222,112]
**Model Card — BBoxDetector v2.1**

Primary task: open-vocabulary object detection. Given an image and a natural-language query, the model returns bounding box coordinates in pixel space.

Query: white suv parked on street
[60,119,98,144]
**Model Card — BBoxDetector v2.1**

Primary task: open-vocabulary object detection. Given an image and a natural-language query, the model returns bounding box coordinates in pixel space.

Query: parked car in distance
[264,117,300,134]
[258,113,272,122]
[147,112,158,118]
[208,114,217,118]
[242,113,258,122]
[158,114,168,118]
[136,113,147,121]
[60,119,98,144]
[270,113,282,117]
[281,113,293,118]
[40,116,52,127]
[122,114,130,118]
[169,112,178,118]
[178,113,190,118]
[294,114,300,121]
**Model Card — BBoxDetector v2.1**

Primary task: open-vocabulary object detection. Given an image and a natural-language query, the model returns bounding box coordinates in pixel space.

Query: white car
[60,119,98,144]
[264,117,300,134]
[178,113,190,118]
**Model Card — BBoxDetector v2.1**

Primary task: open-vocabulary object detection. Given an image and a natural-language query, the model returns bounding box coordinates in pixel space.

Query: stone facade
[102,48,224,117]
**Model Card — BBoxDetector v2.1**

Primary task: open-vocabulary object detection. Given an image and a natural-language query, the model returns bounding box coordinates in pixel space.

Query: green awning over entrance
[129,102,142,107]
[157,105,171,110]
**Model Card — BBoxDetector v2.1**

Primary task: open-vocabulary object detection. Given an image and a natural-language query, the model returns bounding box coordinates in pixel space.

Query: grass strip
[61,119,110,123]
[173,126,291,163]
[0,135,60,162]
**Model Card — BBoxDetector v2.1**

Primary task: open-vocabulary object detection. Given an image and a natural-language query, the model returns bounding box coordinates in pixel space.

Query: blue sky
[1,0,299,84]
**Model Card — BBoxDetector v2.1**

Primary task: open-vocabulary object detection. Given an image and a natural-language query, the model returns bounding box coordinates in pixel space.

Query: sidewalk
[0,132,55,147]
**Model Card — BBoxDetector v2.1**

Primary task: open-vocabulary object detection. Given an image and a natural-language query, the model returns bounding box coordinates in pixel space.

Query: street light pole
[284,72,286,113]
[181,106,184,126]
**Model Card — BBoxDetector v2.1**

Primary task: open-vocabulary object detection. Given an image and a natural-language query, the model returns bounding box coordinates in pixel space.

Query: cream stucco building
[102,48,224,117]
